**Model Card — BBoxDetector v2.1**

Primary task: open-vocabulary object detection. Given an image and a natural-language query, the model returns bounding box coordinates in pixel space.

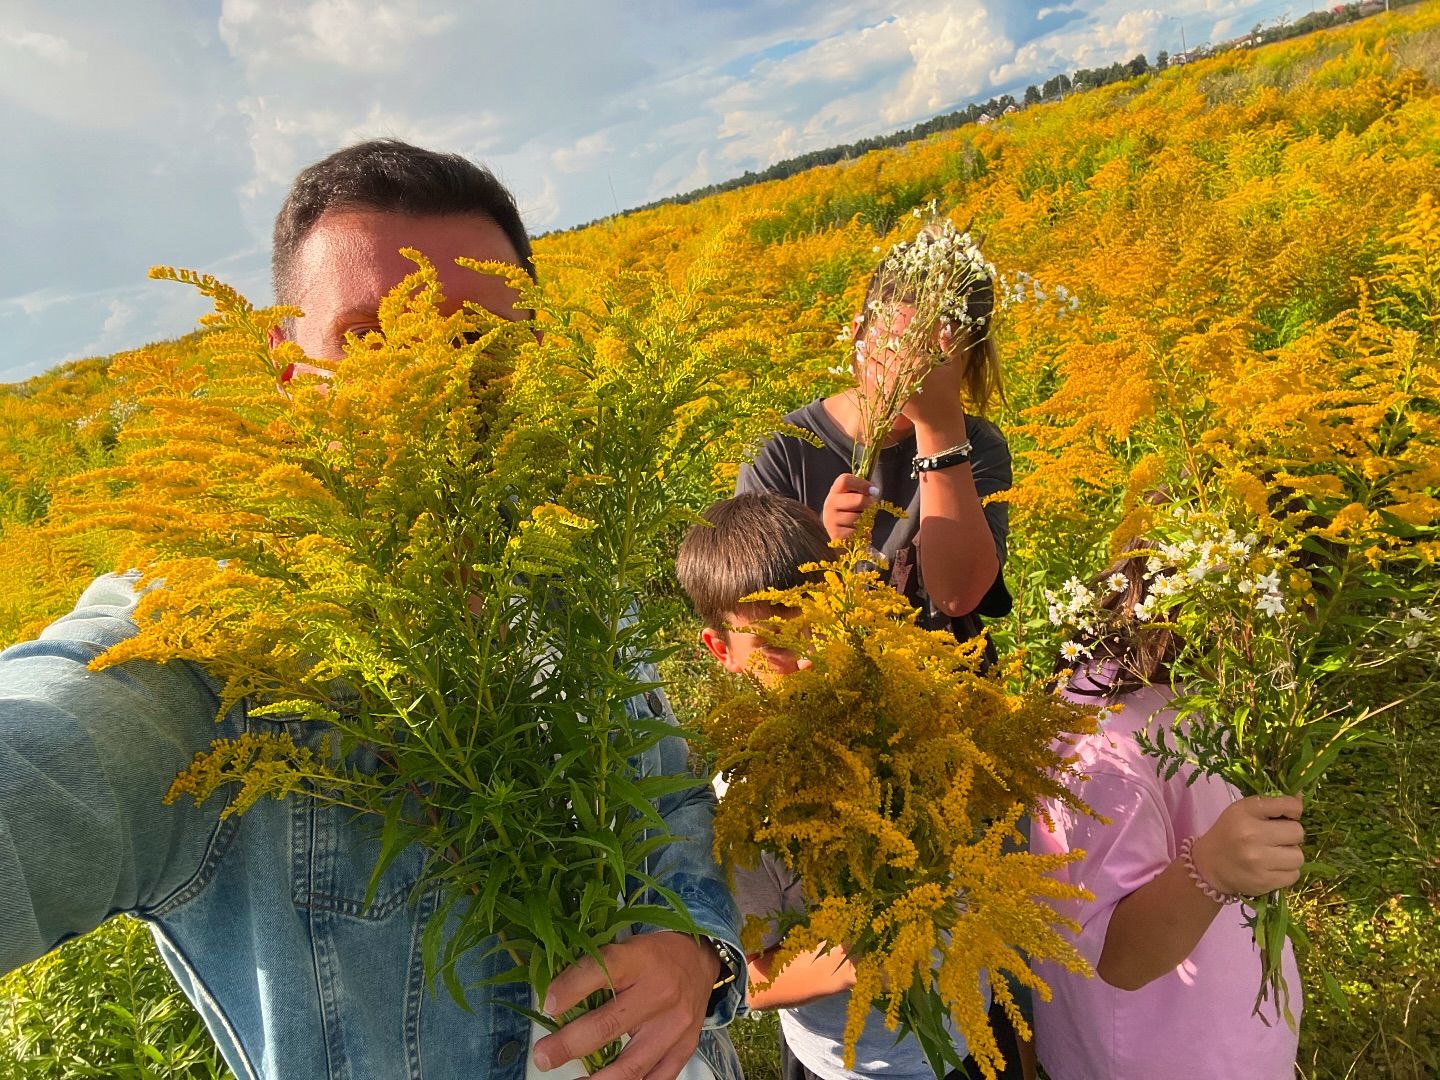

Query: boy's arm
[0,575,225,974]
[748,943,856,1009]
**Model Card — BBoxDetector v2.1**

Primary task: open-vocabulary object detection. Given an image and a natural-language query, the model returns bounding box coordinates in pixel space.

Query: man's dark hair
[272,138,534,304]
[676,493,831,632]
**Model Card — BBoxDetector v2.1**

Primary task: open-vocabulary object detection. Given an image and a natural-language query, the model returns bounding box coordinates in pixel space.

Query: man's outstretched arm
[0,574,222,973]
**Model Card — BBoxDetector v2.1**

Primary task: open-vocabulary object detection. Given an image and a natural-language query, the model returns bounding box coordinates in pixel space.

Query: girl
[736,229,1012,661]
[1031,555,1304,1080]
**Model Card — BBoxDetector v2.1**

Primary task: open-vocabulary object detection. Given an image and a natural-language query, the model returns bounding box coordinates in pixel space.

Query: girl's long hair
[1056,551,1180,698]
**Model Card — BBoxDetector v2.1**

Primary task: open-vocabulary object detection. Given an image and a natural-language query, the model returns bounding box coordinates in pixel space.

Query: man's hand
[1191,794,1305,898]
[533,932,722,1080]
[822,473,878,540]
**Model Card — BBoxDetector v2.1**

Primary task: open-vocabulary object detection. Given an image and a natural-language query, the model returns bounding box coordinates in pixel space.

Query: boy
[676,492,992,1080]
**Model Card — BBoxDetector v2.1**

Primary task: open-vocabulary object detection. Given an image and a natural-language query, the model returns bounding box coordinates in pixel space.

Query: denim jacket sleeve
[628,678,746,1027]
[0,574,223,975]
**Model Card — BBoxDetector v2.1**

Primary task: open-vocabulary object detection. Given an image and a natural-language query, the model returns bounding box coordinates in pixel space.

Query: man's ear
[699,626,737,672]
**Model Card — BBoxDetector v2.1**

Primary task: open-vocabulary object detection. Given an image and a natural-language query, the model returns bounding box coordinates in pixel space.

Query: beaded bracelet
[1178,835,1241,905]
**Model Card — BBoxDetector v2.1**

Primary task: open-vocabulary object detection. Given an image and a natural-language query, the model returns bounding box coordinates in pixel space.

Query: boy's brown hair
[676,493,831,633]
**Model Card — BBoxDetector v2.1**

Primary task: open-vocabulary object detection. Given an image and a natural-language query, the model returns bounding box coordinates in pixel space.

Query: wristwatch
[910,439,973,479]
[703,937,744,1012]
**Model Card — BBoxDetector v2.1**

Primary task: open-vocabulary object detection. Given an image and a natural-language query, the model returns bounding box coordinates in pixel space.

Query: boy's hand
[534,931,720,1080]
[823,473,878,540]
[1191,795,1304,899]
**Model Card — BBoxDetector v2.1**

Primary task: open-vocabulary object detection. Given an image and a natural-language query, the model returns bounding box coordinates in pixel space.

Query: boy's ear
[699,626,737,672]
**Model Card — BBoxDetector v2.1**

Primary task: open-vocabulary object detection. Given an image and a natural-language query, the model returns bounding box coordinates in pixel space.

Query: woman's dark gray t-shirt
[735,400,1012,639]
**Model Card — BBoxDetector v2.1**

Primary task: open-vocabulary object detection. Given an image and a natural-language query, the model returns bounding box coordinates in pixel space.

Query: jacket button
[497,1041,523,1067]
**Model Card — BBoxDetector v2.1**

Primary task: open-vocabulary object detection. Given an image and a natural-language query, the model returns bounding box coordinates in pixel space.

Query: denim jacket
[0,574,745,1080]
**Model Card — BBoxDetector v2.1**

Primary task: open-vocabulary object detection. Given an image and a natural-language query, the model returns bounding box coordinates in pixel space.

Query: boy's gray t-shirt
[735,400,1011,641]
[732,853,981,1080]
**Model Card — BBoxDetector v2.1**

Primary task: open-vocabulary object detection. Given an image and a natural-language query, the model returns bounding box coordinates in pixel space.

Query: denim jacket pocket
[290,796,427,919]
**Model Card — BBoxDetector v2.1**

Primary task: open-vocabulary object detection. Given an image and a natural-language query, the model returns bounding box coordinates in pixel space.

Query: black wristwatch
[910,439,973,479]
[703,937,744,1013]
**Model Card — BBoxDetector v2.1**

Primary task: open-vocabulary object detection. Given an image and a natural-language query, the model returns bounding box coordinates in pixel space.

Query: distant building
[1003,104,1019,115]
[977,112,995,125]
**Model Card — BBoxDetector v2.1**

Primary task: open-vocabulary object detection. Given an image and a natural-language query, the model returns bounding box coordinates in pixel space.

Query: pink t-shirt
[1031,671,1300,1080]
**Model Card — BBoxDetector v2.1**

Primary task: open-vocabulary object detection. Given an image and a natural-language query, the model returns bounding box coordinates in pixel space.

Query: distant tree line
[551,0,1422,234]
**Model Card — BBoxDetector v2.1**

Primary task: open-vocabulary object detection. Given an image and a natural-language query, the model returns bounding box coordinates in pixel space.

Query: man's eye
[346,326,385,348]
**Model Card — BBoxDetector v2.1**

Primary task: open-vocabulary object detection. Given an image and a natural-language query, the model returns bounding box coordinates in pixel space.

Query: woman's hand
[900,322,969,429]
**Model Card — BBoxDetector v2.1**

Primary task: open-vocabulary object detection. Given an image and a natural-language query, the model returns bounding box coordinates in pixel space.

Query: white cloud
[233,97,502,201]
[552,132,613,175]
[220,0,458,73]
[1,29,83,65]
[883,6,1011,123]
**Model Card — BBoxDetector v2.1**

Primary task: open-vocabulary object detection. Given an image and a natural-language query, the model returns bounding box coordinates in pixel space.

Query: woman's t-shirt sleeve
[967,415,1011,565]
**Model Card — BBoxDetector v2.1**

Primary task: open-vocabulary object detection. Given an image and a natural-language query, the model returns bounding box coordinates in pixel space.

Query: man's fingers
[645,1037,700,1080]
[544,953,609,1016]
[534,994,637,1072]
[576,1020,672,1080]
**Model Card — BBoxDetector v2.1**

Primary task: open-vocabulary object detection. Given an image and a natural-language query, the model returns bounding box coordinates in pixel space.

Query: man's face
[280,210,526,359]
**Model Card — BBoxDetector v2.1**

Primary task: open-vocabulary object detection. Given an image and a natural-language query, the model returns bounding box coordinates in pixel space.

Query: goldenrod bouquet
[53,245,800,1069]
[704,528,1097,1080]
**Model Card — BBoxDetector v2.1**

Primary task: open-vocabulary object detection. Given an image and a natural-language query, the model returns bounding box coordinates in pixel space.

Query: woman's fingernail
[534,1050,551,1071]
[868,486,879,497]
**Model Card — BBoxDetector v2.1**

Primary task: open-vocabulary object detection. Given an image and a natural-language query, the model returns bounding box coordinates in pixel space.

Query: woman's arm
[909,409,999,617]
[901,340,1004,616]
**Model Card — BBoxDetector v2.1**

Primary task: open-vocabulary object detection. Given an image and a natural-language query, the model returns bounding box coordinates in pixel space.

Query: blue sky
[1,0,1302,381]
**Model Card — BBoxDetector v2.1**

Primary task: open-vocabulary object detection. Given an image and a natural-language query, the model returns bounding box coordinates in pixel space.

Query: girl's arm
[901,341,1003,615]
[1097,794,1305,990]
[909,407,999,617]
[747,944,857,1009]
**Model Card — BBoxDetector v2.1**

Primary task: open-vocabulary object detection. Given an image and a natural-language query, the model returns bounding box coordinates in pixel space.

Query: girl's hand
[899,323,969,429]
[1191,795,1305,899]
[822,473,878,540]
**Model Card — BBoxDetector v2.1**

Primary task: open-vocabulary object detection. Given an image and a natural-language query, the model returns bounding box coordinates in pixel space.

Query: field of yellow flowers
[2,5,1438,1077]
